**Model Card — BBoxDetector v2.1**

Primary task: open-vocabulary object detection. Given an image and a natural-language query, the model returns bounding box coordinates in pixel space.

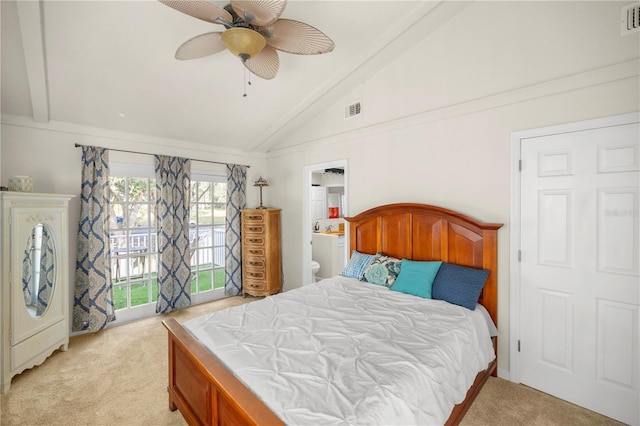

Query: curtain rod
[74,143,250,168]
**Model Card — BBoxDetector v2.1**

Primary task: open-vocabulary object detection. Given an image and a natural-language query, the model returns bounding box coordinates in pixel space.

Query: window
[108,176,158,311]
[107,165,226,323]
[189,176,227,303]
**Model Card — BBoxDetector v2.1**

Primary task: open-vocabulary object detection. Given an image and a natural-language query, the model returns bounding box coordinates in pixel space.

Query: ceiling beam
[16,0,50,123]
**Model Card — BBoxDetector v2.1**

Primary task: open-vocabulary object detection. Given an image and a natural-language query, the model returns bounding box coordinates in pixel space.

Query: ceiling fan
[159,0,335,80]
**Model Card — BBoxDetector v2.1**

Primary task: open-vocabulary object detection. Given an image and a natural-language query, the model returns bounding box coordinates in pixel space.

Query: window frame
[189,171,228,306]
[107,162,227,326]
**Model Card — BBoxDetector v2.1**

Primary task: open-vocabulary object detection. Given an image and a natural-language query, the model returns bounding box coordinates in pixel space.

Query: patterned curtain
[73,146,115,332]
[36,226,54,316]
[155,155,191,314]
[22,233,34,308]
[21,230,53,315]
[224,165,246,296]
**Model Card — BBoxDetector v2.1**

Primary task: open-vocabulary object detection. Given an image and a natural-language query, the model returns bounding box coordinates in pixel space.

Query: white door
[519,122,639,425]
[311,186,327,220]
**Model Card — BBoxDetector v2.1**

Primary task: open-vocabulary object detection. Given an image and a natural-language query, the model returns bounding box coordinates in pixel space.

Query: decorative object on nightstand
[253,176,269,209]
[241,208,282,297]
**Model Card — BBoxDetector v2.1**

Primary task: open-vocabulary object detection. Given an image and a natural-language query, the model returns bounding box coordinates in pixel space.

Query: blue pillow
[431,263,490,310]
[390,260,442,299]
[341,250,375,279]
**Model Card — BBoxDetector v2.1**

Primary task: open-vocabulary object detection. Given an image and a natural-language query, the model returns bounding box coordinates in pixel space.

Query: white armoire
[0,192,73,393]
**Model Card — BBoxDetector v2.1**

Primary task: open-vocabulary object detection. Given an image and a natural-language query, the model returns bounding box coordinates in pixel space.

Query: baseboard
[497,368,510,380]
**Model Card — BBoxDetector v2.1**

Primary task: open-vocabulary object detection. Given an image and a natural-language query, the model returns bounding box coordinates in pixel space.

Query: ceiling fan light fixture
[221,27,266,61]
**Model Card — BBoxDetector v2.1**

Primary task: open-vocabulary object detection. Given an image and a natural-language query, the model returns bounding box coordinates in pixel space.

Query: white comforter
[184,276,495,425]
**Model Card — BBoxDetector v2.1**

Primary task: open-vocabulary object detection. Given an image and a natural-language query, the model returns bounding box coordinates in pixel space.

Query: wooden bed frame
[163,203,503,426]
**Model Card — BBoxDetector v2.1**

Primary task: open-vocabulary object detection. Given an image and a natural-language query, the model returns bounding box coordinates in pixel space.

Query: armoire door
[10,205,67,346]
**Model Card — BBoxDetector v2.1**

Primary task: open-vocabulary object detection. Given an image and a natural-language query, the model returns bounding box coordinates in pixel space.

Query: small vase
[8,176,33,192]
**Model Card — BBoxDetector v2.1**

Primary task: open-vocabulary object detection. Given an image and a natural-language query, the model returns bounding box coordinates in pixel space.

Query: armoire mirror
[22,223,56,317]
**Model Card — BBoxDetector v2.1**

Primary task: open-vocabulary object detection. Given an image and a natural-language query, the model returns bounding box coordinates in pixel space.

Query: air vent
[621,2,640,35]
[344,102,361,119]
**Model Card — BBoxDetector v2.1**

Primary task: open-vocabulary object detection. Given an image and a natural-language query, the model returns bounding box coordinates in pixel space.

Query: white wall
[265,1,640,377]
[276,1,640,149]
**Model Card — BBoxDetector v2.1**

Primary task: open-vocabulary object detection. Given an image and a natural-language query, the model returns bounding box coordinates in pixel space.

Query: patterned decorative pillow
[431,263,490,310]
[341,250,376,279]
[362,254,401,287]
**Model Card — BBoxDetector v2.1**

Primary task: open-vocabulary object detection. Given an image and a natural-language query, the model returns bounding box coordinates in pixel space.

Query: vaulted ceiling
[1,1,469,153]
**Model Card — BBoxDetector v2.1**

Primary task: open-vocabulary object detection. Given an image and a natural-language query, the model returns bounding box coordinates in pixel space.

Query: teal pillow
[390,260,442,298]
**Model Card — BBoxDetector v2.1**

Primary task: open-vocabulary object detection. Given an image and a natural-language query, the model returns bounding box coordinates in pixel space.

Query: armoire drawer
[11,320,67,372]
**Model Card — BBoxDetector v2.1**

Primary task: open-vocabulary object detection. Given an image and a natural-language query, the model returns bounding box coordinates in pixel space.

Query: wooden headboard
[345,203,503,326]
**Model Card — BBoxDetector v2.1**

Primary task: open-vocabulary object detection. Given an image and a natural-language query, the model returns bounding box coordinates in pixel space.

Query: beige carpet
[0,296,624,426]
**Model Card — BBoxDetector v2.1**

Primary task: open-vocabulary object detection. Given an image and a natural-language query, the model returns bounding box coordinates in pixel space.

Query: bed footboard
[446,357,497,425]
[163,318,285,426]
[165,317,496,426]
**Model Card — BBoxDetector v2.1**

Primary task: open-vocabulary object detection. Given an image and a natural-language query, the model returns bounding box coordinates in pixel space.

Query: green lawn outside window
[113,267,225,310]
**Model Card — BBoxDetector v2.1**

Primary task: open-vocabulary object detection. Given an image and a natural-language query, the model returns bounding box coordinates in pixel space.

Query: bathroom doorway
[302,160,348,285]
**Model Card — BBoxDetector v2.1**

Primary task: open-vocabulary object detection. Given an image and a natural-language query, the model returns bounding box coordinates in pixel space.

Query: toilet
[311,261,321,283]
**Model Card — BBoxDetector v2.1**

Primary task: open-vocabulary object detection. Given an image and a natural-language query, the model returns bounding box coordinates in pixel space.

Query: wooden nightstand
[241,208,282,297]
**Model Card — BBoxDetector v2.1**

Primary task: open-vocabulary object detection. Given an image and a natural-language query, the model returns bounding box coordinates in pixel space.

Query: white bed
[162,203,503,425]
[184,276,496,425]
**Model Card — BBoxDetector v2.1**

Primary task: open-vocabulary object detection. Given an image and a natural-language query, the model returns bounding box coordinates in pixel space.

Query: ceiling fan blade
[175,32,226,60]
[262,19,334,55]
[244,45,279,80]
[158,0,232,25]
[230,0,286,27]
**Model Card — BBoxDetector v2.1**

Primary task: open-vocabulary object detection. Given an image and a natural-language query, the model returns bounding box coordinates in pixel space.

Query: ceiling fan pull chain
[243,65,248,97]
[242,62,254,97]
